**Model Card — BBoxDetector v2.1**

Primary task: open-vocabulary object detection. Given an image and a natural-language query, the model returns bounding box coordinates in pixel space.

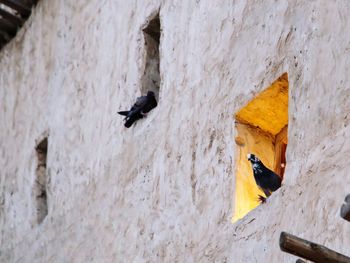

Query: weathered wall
[1,0,350,262]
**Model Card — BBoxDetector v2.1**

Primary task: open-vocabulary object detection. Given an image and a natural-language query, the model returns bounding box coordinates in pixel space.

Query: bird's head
[247,153,260,164]
[146,91,155,98]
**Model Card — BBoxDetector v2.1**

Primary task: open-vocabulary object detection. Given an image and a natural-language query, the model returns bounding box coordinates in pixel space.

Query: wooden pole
[340,194,350,222]
[280,232,350,263]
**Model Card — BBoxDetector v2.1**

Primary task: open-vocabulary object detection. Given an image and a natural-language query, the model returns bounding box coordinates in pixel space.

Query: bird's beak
[247,153,252,161]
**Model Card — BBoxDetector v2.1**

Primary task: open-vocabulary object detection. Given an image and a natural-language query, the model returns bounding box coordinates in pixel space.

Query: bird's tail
[124,117,136,128]
[118,111,129,116]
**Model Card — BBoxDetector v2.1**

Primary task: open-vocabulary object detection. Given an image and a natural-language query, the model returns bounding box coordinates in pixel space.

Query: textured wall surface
[1,0,350,262]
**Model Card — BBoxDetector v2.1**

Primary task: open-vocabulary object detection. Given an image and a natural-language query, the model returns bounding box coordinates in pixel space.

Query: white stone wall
[1,0,350,262]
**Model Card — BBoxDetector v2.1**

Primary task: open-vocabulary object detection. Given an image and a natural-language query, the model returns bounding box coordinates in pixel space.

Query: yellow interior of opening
[236,73,288,136]
[232,73,288,222]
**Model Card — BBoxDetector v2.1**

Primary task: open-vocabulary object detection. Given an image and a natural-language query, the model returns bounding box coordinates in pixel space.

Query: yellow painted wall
[232,123,276,222]
[235,73,288,136]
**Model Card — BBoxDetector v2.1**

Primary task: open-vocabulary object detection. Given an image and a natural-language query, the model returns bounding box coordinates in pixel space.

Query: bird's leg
[257,189,271,203]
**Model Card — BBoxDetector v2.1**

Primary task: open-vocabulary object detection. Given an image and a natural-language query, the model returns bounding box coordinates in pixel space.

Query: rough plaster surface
[0,0,350,262]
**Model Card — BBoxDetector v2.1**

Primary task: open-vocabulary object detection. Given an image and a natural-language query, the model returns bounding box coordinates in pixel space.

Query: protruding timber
[280,232,350,263]
[340,194,350,222]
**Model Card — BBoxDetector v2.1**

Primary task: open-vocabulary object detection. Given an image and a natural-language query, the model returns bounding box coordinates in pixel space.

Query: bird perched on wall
[247,153,282,203]
[118,91,157,128]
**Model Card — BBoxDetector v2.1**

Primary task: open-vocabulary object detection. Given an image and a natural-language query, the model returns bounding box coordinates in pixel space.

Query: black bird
[247,153,282,203]
[118,91,157,128]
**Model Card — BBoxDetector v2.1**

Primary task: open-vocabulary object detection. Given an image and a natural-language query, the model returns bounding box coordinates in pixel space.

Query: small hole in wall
[141,13,161,101]
[233,73,288,222]
[35,137,48,224]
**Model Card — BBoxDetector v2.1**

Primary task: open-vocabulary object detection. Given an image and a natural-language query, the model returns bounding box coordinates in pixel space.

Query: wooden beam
[341,194,350,222]
[0,8,24,27]
[0,0,31,17]
[280,232,350,263]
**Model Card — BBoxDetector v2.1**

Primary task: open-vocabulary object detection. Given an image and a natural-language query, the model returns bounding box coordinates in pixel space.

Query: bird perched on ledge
[247,153,282,203]
[118,91,157,128]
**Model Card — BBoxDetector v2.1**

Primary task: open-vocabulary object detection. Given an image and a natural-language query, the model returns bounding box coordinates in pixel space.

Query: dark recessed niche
[143,14,160,43]
[35,137,48,224]
[141,13,161,101]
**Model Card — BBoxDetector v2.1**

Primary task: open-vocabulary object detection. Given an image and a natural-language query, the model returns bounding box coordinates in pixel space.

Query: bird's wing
[256,162,282,193]
[141,96,157,113]
[259,187,271,198]
[125,96,148,116]
[134,96,148,108]
[267,173,282,192]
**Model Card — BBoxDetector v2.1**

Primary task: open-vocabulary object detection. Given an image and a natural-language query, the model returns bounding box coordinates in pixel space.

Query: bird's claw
[258,195,266,203]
